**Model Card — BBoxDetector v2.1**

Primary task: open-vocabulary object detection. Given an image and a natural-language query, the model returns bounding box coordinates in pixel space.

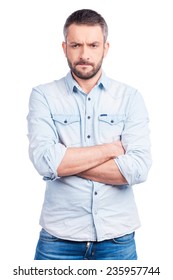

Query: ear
[103,41,110,58]
[62,41,67,56]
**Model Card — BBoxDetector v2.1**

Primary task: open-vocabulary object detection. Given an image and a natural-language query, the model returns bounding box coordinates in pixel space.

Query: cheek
[95,50,105,62]
[87,51,101,62]
[66,50,78,61]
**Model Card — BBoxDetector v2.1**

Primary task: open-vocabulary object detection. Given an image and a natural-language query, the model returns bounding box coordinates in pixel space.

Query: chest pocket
[98,114,125,143]
[52,114,81,146]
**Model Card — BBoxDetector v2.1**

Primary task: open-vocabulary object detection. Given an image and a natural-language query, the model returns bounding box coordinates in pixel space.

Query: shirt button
[87,116,91,119]
[64,120,68,123]
[111,120,114,123]
[87,135,91,139]
[94,192,97,195]
[88,97,91,101]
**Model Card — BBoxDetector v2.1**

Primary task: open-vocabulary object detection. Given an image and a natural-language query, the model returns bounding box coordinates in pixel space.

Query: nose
[79,45,90,61]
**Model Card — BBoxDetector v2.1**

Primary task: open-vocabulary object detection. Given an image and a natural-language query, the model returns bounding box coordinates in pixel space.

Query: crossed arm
[57,141,127,185]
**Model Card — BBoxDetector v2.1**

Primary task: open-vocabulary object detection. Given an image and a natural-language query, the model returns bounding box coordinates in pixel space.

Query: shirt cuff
[43,143,67,181]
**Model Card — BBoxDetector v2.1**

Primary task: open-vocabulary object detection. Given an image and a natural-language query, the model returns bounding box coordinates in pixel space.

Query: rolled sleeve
[42,143,67,181]
[27,87,67,181]
[115,91,152,186]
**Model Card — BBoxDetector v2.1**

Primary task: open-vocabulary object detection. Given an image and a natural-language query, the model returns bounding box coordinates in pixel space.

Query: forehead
[66,24,104,43]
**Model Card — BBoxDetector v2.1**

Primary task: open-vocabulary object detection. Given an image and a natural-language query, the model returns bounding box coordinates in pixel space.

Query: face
[62,24,109,80]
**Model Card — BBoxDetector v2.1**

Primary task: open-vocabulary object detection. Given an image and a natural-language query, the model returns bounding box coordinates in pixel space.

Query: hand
[114,140,125,156]
[105,140,125,158]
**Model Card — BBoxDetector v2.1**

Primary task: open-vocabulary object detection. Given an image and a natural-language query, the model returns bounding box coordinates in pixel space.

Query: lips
[78,63,91,65]
[75,61,93,67]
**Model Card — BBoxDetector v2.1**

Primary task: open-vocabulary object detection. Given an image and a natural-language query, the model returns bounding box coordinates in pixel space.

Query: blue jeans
[34,229,137,260]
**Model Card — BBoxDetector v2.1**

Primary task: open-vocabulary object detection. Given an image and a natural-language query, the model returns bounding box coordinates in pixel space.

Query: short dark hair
[63,9,108,42]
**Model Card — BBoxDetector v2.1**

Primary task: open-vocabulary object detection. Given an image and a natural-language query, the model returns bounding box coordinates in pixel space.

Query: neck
[72,70,102,93]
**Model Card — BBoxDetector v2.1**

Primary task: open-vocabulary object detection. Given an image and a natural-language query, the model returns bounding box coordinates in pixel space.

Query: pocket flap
[98,114,125,125]
[52,114,80,125]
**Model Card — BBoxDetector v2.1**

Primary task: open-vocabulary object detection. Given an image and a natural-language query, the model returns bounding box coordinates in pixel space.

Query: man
[27,9,152,260]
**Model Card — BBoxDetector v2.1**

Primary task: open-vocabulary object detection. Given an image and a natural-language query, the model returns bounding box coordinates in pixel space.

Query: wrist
[99,143,115,160]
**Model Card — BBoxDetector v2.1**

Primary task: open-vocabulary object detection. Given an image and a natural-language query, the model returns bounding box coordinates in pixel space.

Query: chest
[48,91,126,146]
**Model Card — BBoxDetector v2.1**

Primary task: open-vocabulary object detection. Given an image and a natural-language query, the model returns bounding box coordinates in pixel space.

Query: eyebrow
[67,41,100,45]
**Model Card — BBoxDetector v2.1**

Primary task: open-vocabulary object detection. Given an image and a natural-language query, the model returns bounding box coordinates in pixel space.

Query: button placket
[85,95,92,142]
[92,184,99,216]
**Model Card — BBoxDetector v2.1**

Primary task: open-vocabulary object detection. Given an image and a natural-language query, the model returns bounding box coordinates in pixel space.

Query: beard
[66,56,104,80]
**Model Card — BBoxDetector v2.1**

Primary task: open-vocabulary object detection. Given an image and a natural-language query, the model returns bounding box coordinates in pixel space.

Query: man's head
[62,9,109,81]
[63,9,108,43]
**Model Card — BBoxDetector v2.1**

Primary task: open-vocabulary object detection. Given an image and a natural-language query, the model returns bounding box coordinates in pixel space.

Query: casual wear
[27,72,151,242]
[34,228,137,260]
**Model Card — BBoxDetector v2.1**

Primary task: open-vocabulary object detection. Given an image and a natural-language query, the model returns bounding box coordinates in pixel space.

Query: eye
[71,44,80,48]
[89,42,99,48]
[91,44,98,48]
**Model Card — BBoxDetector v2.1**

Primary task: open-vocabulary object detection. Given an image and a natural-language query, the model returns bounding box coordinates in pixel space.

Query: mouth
[77,64,92,68]
[75,61,93,67]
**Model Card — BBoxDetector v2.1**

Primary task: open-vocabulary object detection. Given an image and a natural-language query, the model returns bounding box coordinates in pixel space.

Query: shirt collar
[65,71,109,94]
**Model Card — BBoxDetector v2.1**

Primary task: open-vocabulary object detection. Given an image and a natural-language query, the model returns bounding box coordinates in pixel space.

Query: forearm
[78,159,127,185]
[57,141,124,177]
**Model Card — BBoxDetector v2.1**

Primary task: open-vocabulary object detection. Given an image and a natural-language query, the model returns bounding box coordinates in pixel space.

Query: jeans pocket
[112,232,135,244]
[39,228,60,242]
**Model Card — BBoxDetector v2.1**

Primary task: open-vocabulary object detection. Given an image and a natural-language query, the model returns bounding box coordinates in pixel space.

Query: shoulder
[32,77,66,96]
[106,77,140,101]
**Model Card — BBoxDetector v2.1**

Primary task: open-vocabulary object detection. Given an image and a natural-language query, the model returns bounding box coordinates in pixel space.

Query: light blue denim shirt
[27,72,152,241]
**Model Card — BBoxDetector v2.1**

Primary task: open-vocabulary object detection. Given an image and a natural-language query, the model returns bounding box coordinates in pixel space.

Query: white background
[0,0,172,277]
